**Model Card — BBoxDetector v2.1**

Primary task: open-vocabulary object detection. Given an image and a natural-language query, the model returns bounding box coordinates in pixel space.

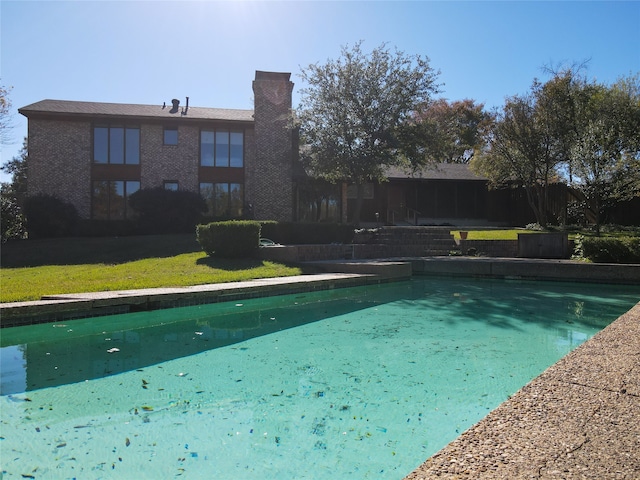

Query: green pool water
[1,277,638,479]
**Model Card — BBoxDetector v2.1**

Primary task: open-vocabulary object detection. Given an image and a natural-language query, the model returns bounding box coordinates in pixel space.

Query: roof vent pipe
[182,96,189,116]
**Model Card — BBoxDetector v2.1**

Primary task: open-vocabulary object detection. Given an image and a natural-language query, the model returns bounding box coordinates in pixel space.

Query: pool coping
[2,257,639,478]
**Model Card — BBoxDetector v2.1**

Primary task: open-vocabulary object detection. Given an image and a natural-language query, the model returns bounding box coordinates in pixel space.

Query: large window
[94,126,140,164]
[92,180,140,220]
[200,130,243,167]
[200,182,244,218]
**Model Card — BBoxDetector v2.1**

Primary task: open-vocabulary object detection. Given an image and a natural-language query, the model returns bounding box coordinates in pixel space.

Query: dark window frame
[93,124,140,165]
[91,179,140,220]
[199,181,244,218]
[200,128,244,168]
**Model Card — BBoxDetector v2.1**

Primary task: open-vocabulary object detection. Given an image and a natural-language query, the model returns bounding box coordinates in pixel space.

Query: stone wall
[458,239,519,257]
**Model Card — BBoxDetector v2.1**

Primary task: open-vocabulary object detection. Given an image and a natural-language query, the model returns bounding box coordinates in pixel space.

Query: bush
[581,236,640,264]
[197,220,261,258]
[525,223,545,231]
[260,222,354,244]
[1,193,26,242]
[24,194,78,238]
[129,188,207,234]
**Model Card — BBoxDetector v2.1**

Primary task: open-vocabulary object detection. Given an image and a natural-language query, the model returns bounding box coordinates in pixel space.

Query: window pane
[164,127,178,145]
[92,180,109,219]
[110,128,124,164]
[126,128,140,164]
[200,182,214,214]
[215,131,229,167]
[126,181,140,197]
[94,127,108,164]
[229,183,243,217]
[230,132,243,167]
[214,183,229,216]
[110,181,125,219]
[164,182,179,191]
[201,131,214,166]
[125,181,140,218]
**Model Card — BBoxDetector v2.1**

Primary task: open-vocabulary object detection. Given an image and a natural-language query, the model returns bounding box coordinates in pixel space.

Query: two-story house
[19,71,297,223]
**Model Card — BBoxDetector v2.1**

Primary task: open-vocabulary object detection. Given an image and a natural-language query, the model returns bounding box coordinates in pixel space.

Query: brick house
[19,71,297,223]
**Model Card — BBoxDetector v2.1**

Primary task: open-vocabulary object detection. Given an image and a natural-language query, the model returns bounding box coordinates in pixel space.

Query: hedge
[580,236,640,264]
[24,194,79,238]
[196,220,261,258]
[129,188,207,234]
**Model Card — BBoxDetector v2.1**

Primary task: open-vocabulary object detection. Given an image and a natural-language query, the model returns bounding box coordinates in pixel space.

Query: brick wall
[27,118,92,218]
[140,124,199,191]
[250,71,295,221]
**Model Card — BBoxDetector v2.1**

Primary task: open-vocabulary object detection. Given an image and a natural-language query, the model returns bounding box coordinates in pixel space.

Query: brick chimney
[249,71,295,221]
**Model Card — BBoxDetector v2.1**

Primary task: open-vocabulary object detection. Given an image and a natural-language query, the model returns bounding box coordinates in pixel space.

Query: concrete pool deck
[1,257,639,478]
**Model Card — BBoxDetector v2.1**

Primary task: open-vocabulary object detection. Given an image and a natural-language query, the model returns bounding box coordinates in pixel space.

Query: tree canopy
[0,83,13,147]
[472,68,640,230]
[411,98,493,165]
[297,42,440,224]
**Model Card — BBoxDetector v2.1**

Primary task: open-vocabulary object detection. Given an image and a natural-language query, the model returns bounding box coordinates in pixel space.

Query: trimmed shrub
[24,194,78,238]
[581,236,640,264]
[197,220,261,258]
[259,221,290,244]
[129,188,207,234]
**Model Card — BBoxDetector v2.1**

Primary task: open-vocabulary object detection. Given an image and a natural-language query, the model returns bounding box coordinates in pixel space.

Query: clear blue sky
[2,1,639,183]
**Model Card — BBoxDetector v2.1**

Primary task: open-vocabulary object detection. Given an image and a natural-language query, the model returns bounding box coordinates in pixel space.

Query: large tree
[412,98,493,164]
[297,42,440,224]
[471,89,563,227]
[472,68,640,229]
[1,140,28,242]
[2,137,28,206]
[568,74,640,233]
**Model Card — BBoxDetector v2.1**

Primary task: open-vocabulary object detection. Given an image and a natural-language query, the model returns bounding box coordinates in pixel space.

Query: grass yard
[3,228,637,303]
[0,235,302,303]
[450,229,539,241]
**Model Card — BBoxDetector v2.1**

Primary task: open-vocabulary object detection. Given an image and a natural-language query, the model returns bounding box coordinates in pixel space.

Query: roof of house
[18,99,254,123]
[385,163,488,181]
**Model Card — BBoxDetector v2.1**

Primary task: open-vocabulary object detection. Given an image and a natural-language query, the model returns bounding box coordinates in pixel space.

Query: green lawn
[3,228,636,303]
[0,235,302,303]
[450,229,541,241]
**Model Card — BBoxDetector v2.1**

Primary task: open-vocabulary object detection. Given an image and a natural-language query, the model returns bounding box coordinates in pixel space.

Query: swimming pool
[1,277,638,479]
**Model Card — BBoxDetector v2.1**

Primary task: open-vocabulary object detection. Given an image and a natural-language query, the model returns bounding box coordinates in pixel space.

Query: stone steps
[354,227,457,257]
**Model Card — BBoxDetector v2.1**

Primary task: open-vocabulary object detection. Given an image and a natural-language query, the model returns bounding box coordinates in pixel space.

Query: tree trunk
[523,185,545,227]
[534,183,548,227]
